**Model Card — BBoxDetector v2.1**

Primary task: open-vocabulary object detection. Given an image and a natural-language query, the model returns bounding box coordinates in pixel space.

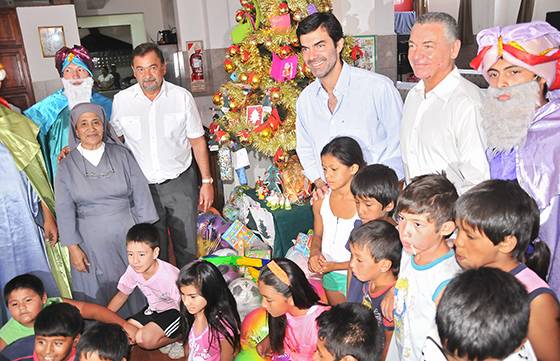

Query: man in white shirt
[295,12,404,198]
[110,43,213,267]
[400,12,489,194]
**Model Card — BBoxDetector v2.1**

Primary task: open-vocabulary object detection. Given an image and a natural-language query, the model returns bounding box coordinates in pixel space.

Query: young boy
[0,274,134,352]
[454,180,560,360]
[77,322,129,361]
[313,303,384,361]
[422,267,537,360]
[387,174,461,361]
[13,302,84,361]
[346,164,400,303]
[108,223,181,352]
[348,220,401,357]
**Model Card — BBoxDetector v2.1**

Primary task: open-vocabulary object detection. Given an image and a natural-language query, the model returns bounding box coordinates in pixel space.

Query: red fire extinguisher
[190,49,204,81]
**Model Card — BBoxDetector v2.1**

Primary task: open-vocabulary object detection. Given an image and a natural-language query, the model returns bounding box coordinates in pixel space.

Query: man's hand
[198,183,214,212]
[68,245,90,273]
[312,178,329,203]
[41,202,58,246]
[57,146,71,162]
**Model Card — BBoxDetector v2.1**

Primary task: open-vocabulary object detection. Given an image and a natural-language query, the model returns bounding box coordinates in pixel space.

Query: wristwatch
[202,177,214,184]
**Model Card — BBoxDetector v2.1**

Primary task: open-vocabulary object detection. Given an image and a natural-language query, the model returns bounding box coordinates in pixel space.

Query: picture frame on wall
[353,35,376,72]
[38,26,66,58]
[186,40,207,93]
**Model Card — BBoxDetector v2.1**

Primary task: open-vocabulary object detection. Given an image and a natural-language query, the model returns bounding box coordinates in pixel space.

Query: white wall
[534,0,560,21]
[16,5,81,90]
[333,0,395,35]
[74,0,164,42]
[173,0,238,51]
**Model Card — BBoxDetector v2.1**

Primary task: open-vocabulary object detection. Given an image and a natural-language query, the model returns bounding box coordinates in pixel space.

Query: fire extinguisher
[190,49,204,81]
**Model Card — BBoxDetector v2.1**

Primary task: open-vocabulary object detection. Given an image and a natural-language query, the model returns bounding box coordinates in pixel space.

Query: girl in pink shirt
[257,258,329,360]
[177,260,241,361]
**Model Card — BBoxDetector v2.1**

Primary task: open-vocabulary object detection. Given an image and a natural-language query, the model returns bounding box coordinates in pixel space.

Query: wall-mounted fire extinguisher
[190,49,204,81]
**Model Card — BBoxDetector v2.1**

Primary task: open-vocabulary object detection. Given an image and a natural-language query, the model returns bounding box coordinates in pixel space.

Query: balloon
[240,307,269,349]
[229,278,262,319]
[235,347,266,361]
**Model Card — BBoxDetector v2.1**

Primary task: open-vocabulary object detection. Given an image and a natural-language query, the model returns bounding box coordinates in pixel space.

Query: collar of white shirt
[312,61,352,99]
[414,67,461,102]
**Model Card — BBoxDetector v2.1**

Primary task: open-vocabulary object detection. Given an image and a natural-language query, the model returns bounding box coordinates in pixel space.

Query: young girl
[177,260,241,361]
[309,136,365,305]
[454,180,559,361]
[257,258,329,360]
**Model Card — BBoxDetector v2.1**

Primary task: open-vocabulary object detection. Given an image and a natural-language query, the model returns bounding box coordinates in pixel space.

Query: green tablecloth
[244,189,313,257]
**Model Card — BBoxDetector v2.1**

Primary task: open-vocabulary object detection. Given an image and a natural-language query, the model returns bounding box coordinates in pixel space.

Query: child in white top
[108,223,181,351]
[309,136,364,305]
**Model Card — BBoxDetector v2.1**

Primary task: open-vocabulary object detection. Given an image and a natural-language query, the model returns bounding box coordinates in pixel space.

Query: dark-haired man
[110,42,213,268]
[295,12,404,200]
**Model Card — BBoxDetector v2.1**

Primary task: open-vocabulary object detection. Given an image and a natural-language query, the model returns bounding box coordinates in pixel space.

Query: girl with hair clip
[309,136,365,305]
[454,180,559,361]
[256,258,329,360]
[177,260,241,361]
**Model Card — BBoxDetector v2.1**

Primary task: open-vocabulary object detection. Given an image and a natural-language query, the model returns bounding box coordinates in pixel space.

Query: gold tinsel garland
[211,0,359,159]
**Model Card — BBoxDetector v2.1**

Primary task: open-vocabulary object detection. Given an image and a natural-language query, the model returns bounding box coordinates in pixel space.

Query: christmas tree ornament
[248,72,261,87]
[293,10,303,22]
[264,165,282,194]
[270,14,291,34]
[235,10,245,22]
[278,45,292,58]
[230,72,239,81]
[278,2,289,14]
[228,45,241,56]
[270,87,281,101]
[212,91,224,106]
[270,53,298,82]
[218,146,235,182]
[224,59,235,73]
[241,50,251,62]
[239,72,249,83]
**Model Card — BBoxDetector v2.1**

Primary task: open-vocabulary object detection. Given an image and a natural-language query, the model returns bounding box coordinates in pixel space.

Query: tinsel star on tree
[209,0,362,159]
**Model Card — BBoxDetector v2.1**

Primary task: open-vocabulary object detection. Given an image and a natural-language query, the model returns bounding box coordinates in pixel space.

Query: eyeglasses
[82,153,115,179]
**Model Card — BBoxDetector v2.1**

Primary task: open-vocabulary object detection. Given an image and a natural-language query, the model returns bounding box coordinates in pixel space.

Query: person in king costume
[24,45,112,182]
[471,21,560,293]
[0,64,71,324]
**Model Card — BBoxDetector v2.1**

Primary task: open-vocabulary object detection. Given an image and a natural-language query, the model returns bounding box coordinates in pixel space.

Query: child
[387,174,462,361]
[314,303,384,361]
[422,267,537,361]
[348,220,401,358]
[454,180,560,360]
[346,164,400,303]
[108,223,181,352]
[309,136,364,305]
[24,303,84,361]
[257,258,329,360]
[0,274,134,352]
[77,322,129,361]
[177,260,241,361]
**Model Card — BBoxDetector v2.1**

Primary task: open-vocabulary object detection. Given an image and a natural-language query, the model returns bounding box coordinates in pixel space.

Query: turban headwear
[471,21,560,90]
[55,45,94,78]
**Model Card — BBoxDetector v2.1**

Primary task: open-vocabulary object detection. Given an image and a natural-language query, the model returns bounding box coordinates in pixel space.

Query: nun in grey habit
[55,102,157,317]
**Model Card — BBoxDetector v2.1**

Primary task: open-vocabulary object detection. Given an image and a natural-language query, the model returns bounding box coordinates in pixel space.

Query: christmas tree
[210,0,360,160]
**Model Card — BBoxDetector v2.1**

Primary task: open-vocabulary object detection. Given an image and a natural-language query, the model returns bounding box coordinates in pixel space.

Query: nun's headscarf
[69,102,120,148]
[471,21,560,90]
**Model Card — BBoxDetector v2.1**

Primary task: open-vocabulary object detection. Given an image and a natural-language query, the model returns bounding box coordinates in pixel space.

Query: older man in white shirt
[400,12,489,193]
[111,43,213,268]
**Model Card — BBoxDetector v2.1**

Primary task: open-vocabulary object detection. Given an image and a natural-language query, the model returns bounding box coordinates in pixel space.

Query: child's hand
[308,253,326,273]
[256,336,272,358]
[381,286,395,322]
[122,323,138,345]
[320,261,336,273]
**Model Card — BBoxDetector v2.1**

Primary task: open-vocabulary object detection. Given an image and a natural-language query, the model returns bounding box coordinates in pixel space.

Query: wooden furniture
[0,8,35,110]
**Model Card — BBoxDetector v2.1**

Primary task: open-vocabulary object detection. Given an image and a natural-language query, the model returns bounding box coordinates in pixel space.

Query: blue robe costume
[24,90,112,182]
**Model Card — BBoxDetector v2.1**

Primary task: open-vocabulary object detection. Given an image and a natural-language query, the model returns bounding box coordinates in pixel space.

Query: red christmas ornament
[241,50,250,62]
[351,45,364,61]
[279,2,289,14]
[278,45,292,58]
[228,45,241,56]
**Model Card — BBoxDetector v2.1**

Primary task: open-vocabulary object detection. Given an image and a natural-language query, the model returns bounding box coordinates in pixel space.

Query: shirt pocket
[120,116,142,141]
[163,112,186,139]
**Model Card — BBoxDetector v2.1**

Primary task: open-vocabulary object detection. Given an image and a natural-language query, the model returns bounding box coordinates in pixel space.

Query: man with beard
[471,21,560,295]
[24,46,112,183]
[400,12,489,194]
[110,43,213,268]
[295,12,404,199]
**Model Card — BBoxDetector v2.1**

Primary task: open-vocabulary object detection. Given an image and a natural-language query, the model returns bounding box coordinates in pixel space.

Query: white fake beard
[62,77,94,110]
[481,81,539,152]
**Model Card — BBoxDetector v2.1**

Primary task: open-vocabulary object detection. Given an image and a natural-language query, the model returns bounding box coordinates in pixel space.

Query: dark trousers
[149,166,198,268]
